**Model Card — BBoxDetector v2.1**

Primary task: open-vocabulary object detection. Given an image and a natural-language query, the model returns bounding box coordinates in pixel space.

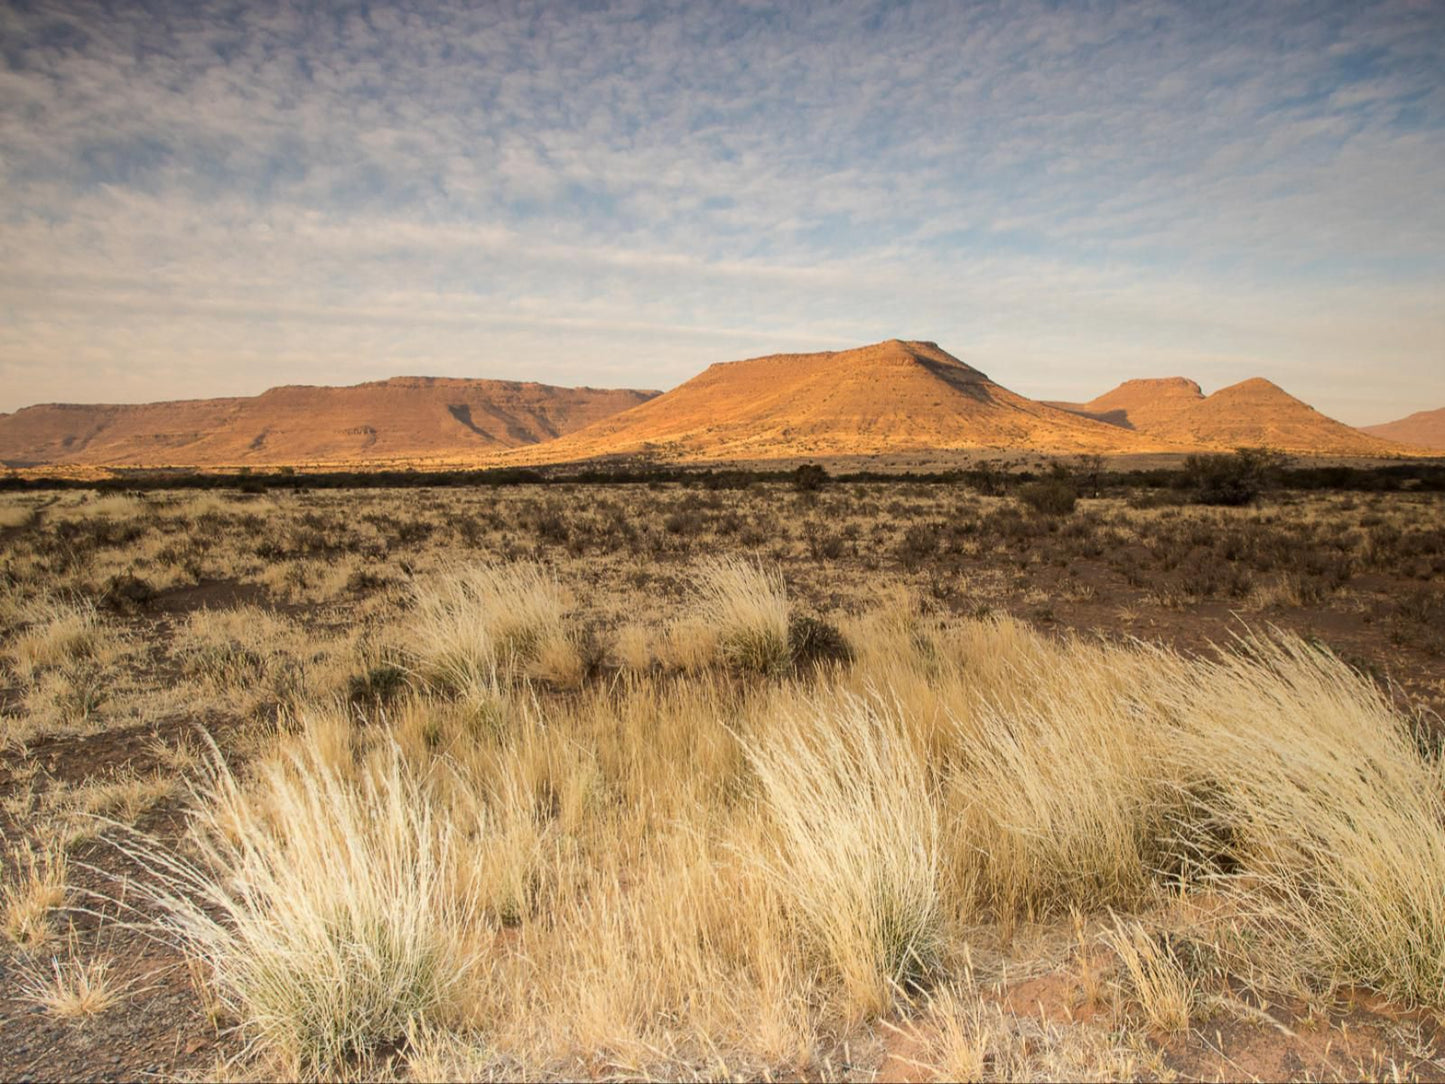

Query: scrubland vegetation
[1,479,1444,1080]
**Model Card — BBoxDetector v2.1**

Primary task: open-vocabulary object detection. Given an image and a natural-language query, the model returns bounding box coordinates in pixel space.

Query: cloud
[0,0,1441,424]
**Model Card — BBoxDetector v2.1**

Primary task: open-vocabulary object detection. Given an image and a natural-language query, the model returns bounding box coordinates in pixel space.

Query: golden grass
[131,740,479,1078]
[0,501,38,529]
[747,690,942,1021]
[1104,915,1194,1032]
[32,549,1445,1077]
[20,951,124,1017]
[8,595,110,680]
[1162,632,1445,1006]
[691,555,790,675]
[408,562,571,689]
[2,839,67,948]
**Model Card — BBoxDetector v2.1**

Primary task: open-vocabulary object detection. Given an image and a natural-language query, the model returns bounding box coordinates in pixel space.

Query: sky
[1,0,1442,425]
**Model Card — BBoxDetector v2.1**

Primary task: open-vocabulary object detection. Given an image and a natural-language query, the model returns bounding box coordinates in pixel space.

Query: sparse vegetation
[20,949,125,1018]
[0,482,1442,1080]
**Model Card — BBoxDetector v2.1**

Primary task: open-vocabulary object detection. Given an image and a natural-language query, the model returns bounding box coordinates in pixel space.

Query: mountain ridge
[1049,375,1409,457]
[502,340,1172,464]
[1,340,1429,468]
[0,378,658,468]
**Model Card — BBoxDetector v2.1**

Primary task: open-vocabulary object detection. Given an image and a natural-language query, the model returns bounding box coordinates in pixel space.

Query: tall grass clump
[409,563,569,689]
[948,638,1180,922]
[747,691,942,1020]
[3,839,68,948]
[1164,632,1445,1006]
[692,556,791,676]
[127,738,477,1078]
[9,595,108,680]
[1104,916,1194,1032]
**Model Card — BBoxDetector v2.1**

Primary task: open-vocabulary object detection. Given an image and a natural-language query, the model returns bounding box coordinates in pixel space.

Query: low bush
[1182,447,1288,506]
[1017,478,1078,516]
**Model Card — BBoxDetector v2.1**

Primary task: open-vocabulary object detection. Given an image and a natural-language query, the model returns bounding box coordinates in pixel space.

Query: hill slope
[1053,377,1412,456]
[1362,407,1445,451]
[0,378,657,468]
[510,340,1161,464]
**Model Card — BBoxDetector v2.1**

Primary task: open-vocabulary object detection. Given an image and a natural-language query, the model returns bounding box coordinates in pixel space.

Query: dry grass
[1163,632,1445,1006]
[0,501,38,529]
[408,562,572,688]
[105,560,1445,1077]
[691,556,790,675]
[128,739,479,1078]
[20,951,124,1017]
[8,595,111,680]
[3,488,1443,1080]
[2,839,68,948]
[1104,916,1194,1032]
[747,691,942,1020]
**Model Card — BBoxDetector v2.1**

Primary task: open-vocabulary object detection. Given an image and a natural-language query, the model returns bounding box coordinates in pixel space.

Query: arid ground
[2,475,1444,1081]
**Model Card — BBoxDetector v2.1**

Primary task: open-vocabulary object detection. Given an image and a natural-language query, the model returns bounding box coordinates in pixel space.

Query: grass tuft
[409,562,570,689]
[692,556,791,676]
[123,737,479,1078]
[21,951,124,1017]
[746,691,942,1020]
[2,840,68,948]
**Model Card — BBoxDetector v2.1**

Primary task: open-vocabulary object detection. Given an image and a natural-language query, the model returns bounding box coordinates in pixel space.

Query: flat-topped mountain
[1363,407,1445,451]
[1051,376,1409,456]
[0,378,658,468]
[510,340,1163,464]
[1046,377,1205,431]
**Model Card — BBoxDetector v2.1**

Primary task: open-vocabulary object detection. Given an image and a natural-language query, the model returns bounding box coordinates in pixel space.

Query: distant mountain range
[0,340,1436,469]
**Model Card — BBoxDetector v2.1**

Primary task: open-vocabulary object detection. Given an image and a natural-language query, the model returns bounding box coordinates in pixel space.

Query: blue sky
[1,0,1441,424]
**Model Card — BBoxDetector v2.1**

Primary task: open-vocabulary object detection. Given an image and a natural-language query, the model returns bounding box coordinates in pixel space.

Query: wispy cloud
[1,0,1441,423]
